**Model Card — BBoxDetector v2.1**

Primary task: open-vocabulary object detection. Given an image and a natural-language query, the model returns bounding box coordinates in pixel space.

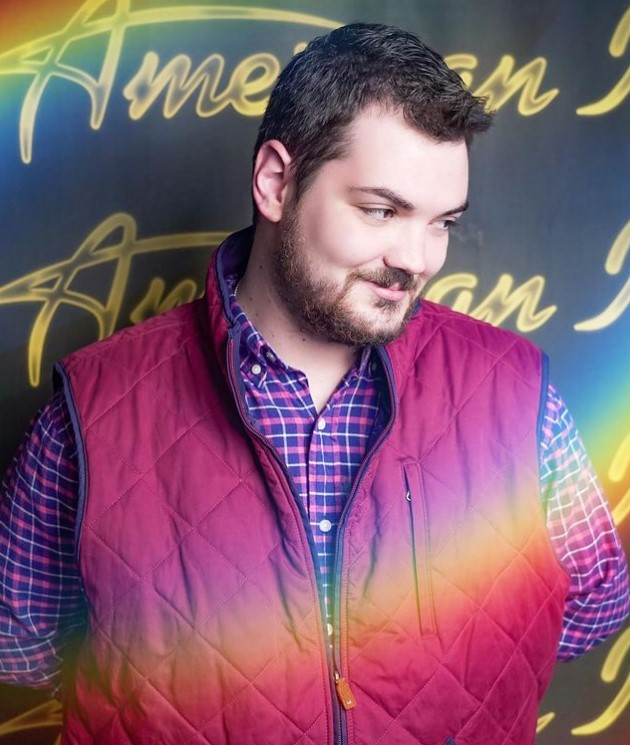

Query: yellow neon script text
[3,1,627,163]
[0,213,226,387]
[536,712,555,733]
[425,273,557,332]
[571,626,630,735]
[577,5,630,115]
[447,54,558,115]
[609,431,630,528]
[574,217,630,331]
[130,278,199,324]
[0,0,338,163]
[124,51,280,119]
[0,700,61,738]
[0,213,569,390]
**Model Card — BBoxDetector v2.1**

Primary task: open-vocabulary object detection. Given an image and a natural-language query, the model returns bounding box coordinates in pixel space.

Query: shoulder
[415,300,541,354]
[61,299,205,379]
[394,300,544,371]
[384,300,547,415]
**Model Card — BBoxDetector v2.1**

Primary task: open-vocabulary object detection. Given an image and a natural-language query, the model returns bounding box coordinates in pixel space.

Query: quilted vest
[56,229,569,745]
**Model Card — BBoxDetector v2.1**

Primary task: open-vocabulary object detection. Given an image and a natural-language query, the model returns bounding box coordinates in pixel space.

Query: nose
[383,224,430,278]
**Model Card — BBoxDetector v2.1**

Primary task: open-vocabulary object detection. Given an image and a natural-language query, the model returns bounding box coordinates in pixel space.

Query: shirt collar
[225,272,375,385]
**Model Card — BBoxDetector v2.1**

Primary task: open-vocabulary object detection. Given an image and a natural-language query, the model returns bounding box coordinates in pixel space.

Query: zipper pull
[335,671,357,710]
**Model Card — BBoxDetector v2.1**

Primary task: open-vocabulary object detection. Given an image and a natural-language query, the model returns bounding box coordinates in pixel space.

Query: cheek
[300,207,373,268]
[427,242,449,276]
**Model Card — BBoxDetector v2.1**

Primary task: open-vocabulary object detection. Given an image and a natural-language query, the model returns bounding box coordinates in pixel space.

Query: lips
[367,281,407,302]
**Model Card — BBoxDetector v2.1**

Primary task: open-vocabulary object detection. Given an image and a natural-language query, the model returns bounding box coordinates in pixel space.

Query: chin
[344,316,410,346]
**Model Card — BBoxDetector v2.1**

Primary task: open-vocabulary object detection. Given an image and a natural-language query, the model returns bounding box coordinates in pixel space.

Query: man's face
[270,107,469,346]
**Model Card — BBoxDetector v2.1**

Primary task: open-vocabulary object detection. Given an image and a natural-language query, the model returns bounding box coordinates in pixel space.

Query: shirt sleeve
[0,390,85,689]
[540,383,630,661]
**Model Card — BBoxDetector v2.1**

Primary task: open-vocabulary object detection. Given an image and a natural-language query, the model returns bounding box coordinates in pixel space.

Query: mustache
[351,267,417,291]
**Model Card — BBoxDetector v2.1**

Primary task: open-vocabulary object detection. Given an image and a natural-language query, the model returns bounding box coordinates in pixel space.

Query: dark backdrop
[0,2,628,742]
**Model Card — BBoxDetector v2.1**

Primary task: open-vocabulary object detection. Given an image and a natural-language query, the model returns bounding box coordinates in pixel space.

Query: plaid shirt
[1,287,628,687]
[230,280,387,635]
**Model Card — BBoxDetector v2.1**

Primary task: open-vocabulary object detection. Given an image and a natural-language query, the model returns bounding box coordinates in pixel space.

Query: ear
[252,140,293,223]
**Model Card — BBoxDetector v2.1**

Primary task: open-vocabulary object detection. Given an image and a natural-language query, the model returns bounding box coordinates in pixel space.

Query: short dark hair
[253,23,493,217]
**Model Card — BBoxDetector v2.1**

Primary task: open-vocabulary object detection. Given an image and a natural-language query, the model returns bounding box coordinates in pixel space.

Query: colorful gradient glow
[0,2,628,744]
[0,0,82,53]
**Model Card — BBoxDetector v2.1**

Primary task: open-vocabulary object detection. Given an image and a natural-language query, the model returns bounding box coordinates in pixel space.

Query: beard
[270,205,422,347]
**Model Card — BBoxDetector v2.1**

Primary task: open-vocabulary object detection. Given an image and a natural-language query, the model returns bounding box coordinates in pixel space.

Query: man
[1,23,628,745]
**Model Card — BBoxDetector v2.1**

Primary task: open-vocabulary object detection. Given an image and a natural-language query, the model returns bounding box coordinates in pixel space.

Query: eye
[360,206,395,220]
[435,218,460,232]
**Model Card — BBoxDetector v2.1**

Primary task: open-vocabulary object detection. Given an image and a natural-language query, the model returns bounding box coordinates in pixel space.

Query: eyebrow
[442,200,469,217]
[348,186,469,216]
[348,186,415,211]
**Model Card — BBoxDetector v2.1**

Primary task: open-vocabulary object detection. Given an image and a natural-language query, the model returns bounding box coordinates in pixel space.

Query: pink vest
[57,230,569,744]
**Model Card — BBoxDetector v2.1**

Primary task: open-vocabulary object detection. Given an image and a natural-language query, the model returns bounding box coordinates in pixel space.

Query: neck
[236,236,358,412]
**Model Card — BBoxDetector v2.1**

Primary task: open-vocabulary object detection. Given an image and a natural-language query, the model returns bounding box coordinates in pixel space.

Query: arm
[540,383,630,661]
[0,391,86,688]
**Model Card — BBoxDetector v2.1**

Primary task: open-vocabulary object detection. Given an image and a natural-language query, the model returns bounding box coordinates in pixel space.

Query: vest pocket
[402,462,436,636]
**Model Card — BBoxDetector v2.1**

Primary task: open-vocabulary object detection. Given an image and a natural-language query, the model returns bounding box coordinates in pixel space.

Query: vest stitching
[89,601,326,745]
[442,330,538,389]
[86,490,319,657]
[430,508,566,662]
[442,566,566,693]
[67,279,557,742]
[363,573,562,745]
[83,447,327,737]
[361,663,480,745]
[416,469,536,561]
[82,410,333,738]
[351,574,539,739]
[457,648,541,745]
[83,417,261,533]
[385,352,539,477]
[343,414,554,741]
[86,522,247,615]
[345,447,555,738]
[461,579,560,745]
[80,330,197,430]
[83,427,332,685]
[502,679,540,745]
[64,312,187,366]
[348,506,565,742]
[415,305,541,390]
[393,304,540,398]
[474,504,570,594]
[414,345,536,463]
[348,590,482,731]
[86,624,214,744]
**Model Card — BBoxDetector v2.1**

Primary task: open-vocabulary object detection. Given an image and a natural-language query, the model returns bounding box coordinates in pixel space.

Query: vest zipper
[334,670,357,710]
[225,334,341,745]
[403,463,436,636]
[330,347,399,744]
[228,336,399,745]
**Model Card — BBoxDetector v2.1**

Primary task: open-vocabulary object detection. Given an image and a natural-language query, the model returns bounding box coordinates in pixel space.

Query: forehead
[315,107,469,211]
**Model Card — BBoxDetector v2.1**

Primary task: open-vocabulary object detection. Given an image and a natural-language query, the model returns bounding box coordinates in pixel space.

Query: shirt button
[319,519,332,533]
[317,418,326,431]
[327,623,334,637]
[251,363,262,375]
